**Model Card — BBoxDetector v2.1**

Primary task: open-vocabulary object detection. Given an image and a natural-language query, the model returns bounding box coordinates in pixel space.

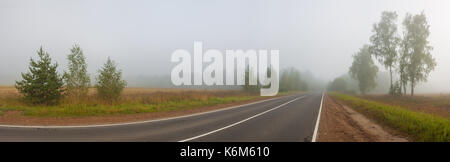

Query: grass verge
[330,92,450,142]
[0,96,260,117]
[0,90,301,117]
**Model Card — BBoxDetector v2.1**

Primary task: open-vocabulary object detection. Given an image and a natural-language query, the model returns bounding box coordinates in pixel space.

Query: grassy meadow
[330,92,450,142]
[0,86,287,117]
[360,94,450,118]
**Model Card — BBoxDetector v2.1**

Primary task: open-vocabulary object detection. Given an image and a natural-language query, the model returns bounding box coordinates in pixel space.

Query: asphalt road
[0,92,323,142]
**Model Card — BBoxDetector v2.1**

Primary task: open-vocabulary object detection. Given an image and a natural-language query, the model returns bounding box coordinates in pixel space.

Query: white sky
[0,0,449,92]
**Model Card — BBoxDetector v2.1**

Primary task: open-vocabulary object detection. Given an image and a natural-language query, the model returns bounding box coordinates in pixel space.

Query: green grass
[0,87,303,118]
[330,92,450,142]
[0,96,260,117]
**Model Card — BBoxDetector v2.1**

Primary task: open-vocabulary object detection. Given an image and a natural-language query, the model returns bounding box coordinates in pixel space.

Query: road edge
[311,92,324,142]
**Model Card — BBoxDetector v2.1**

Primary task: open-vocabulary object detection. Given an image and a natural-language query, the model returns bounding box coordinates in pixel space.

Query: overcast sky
[1,0,449,92]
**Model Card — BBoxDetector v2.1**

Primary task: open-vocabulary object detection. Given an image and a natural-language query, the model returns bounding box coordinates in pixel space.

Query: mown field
[0,86,288,117]
[330,92,450,142]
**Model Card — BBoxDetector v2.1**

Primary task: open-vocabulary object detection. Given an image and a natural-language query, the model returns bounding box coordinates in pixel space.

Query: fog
[1,0,449,93]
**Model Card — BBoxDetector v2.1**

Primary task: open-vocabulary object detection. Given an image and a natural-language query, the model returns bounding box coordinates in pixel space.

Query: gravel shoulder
[318,94,408,142]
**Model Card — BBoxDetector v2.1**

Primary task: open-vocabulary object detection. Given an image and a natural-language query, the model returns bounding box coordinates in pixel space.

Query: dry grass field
[0,86,275,117]
[0,86,18,96]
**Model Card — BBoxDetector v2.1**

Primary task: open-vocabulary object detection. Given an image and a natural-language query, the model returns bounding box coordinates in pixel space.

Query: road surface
[0,92,323,142]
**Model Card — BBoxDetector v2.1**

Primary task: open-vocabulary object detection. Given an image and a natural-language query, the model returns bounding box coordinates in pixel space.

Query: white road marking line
[0,95,294,129]
[178,96,306,142]
[311,92,324,142]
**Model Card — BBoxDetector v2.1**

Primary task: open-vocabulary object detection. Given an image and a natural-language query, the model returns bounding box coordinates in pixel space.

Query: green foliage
[402,12,436,96]
[363,11,436,96]
[369,11,401,94]
[95,57,127,103]
[349,45,378,94]
[242,66,306,93]
[260,67,273,89]
[17,96,257,117]
[279,67,308,92]
[242,66,260,93]
[0,92,265,117]
[327,77,350,93]
[15,47,64,105]
[331,92,450,142]
[63,44,90,102]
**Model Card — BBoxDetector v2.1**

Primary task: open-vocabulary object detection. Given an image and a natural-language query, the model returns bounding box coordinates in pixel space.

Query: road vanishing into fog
[0,92,323,142]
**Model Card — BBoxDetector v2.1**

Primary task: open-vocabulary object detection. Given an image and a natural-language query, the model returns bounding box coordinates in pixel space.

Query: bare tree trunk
[410,79,414,96]
[399,80,403,96]
[403,83,407,96]
[389,67,393,87]
[389,66,393,95]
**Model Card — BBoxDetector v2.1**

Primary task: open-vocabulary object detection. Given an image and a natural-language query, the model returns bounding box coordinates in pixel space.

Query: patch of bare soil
[0,96,278,126]
[318,94,407,142]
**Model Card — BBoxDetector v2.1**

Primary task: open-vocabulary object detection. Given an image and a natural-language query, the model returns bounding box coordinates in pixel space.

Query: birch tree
[63,44,90,102]
[402,12,436,96]
[369,11,400,95]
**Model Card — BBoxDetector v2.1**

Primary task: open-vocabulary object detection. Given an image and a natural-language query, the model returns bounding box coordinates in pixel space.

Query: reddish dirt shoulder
[318,94,407,142]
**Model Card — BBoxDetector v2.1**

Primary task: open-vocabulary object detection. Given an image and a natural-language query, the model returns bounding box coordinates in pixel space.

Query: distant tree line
[279,67,308,92]
[15,45,127,105]
[336,11,436,96]
[327,77,356,94]
[242,66,308,93]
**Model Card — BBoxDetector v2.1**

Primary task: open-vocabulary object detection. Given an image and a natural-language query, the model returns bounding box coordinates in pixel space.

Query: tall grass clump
[330,92,450,142]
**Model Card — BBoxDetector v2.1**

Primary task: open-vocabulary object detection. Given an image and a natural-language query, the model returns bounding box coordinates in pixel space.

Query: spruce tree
[15,47,64,105]
[95,57,127,103]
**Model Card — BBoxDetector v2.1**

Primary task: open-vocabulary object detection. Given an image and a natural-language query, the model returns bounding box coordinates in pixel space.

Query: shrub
[95,57,127,103]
